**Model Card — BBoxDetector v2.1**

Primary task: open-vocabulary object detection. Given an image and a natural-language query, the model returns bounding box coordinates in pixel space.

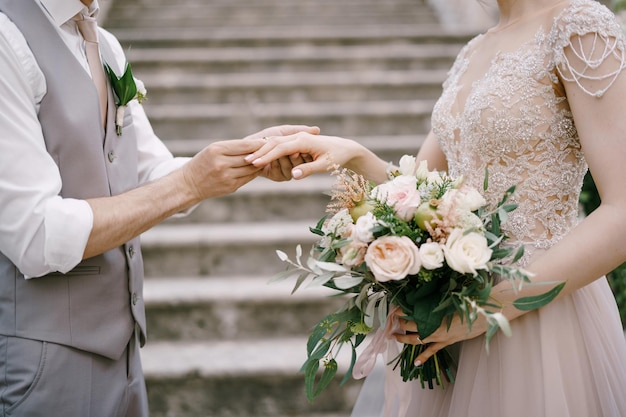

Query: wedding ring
[415,335,423,344]
[262,136,269,141]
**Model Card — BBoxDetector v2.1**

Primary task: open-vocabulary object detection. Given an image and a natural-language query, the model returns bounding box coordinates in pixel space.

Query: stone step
[139,69,447,105]
[144,276,346,342]
[141,338,362,417]
[108,24,474,48]
[107,3,437,28]
[140,221,319,278]
[143,99,435,140]
[126,44,463,76]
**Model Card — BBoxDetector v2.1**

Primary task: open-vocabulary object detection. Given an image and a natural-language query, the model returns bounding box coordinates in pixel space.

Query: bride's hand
[243,125,320,181]
[245,132,383,180]
[394,310,488,366]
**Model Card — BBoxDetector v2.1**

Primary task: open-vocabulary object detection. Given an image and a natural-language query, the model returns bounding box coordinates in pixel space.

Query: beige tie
[74,14,108,128]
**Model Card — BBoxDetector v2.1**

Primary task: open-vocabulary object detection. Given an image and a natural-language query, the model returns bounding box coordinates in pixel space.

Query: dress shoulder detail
[551,0,626,97]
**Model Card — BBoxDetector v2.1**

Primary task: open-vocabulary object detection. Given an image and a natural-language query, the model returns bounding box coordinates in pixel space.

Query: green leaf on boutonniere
[104,61,146,135]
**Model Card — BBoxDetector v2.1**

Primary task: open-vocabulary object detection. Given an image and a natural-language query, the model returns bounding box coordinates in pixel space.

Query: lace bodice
[431,0,626,262]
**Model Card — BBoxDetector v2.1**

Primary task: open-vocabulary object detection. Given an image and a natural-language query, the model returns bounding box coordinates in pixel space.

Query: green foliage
[580,172,626,327]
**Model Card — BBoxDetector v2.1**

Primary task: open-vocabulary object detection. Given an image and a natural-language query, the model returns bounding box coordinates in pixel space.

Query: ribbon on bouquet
[352,306,415,417]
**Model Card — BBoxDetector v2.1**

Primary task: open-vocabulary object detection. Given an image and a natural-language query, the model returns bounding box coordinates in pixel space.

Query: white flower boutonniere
[104,62,147,135]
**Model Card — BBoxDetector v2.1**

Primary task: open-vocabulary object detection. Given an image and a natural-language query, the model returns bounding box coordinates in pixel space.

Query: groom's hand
[182,138,266,200]
[244,125,319,181]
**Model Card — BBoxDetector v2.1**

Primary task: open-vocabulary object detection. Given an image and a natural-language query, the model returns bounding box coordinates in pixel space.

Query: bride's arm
[246,133,390,183]
[247,130,447,183]
[416,131,448,172]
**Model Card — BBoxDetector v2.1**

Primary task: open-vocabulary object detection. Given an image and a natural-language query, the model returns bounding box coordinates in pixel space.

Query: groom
[0,0,316,416]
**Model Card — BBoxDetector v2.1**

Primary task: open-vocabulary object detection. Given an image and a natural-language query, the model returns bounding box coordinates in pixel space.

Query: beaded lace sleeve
[553,0,626,97]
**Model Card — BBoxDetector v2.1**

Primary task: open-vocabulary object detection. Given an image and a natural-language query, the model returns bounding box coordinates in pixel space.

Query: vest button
[132,292,138,305]
[129,245,135,258]
[107,151,116,163]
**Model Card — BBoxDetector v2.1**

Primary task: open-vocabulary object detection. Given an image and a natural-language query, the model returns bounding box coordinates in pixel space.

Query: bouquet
[272,155,564,401]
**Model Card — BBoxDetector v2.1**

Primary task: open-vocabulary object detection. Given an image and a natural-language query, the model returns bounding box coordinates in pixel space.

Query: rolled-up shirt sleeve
[0,15,93,278]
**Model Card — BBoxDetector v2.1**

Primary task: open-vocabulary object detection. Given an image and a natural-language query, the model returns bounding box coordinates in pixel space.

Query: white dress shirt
[0,0,190,277]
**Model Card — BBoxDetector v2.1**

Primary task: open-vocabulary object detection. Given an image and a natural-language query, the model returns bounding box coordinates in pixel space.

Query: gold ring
[416,335,423,344]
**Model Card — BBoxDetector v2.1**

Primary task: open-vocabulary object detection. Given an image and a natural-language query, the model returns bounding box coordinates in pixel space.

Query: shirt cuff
[37,196,93,277]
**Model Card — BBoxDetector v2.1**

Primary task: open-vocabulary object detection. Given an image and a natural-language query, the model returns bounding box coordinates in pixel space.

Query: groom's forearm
[83,168,198,260]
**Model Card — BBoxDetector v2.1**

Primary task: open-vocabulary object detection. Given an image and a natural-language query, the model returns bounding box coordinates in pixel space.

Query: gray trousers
[0,331,149,417]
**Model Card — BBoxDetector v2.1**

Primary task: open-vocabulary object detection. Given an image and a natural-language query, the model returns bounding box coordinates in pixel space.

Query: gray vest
[0,0,146,360]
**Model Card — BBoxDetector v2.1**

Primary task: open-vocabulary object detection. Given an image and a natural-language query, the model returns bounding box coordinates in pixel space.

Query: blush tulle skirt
[350,274,626,417]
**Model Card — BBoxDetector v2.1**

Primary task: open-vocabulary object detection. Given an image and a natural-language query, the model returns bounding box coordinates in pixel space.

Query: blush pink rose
[372,175,421,221]
[364,236,421,282]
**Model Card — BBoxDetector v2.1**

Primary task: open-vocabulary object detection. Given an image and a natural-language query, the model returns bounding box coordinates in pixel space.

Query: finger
[290,157,332,180]
[393,332,424,346]
[414,342,447,366]
[396,318,418,333]
[246,135,311,166]
[289,153,305,166]
[216,138,266,157]
[277,125,320,136]
[278,157,295,179]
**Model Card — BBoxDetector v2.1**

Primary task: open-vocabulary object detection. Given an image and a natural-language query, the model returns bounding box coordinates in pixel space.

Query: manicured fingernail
[414,360,422,366]
[244,154,255,162]
[292,168,303,179]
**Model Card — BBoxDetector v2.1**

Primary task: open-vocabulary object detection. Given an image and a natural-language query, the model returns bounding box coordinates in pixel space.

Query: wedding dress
[351,1,626,416]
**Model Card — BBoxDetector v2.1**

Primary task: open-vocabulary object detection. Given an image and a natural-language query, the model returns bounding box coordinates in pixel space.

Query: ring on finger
[415,335,423,344]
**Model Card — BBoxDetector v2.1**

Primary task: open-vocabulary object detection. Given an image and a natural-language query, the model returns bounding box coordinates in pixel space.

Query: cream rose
[418,242,445,270]
[354,211,377,243]
[398,154,417,176]
[415,160,429,181]
[443,228,492,275]
[458,187,487,212]
[365,236,421,282]
[339,241,368,267]
[372,175,421,221]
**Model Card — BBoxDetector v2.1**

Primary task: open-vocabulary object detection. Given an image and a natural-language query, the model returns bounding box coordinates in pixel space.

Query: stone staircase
[102,1,474,416]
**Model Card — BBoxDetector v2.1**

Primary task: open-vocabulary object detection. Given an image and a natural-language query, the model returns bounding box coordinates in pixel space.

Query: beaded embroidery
[431,0,626,265]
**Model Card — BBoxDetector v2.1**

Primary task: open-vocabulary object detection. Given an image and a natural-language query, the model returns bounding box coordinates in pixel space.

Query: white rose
[372,175,421,221]
[354,212,377,243]
[365,236,421,282]
[415,160,429,181]
[398,154,417,176]
[426,170,443,185]
[458,187,486,212]
[419,242,445,270]
[443,228,492,275]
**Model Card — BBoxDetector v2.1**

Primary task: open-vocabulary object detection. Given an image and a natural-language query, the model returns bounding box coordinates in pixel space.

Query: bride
[246,0,626,415]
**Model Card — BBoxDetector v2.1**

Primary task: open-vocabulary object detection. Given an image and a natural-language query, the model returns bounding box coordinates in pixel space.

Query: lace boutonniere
[104,62,147,135]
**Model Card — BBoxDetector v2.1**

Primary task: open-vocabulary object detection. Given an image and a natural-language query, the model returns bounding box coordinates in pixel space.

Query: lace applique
[431,0,624,260]
[552,0,626,97]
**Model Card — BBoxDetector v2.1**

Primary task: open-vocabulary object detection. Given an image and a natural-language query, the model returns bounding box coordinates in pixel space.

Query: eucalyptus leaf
[314,261,349,273]
[341,347,358,385]
[513,282,565,311]
[304,359,320,401]
[334,275,364,290]
[276,250,289,262]
[314,359,338,397]
[308,272,336,287]
[292,272,311,294]
[268,268,299,283]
